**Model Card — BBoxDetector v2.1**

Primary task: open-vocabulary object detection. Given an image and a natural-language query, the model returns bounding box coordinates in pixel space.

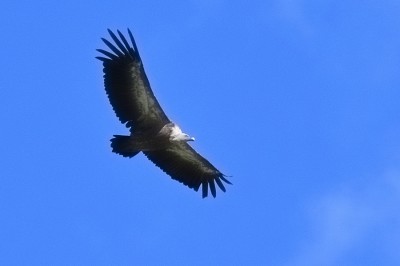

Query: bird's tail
[110,135,140,158]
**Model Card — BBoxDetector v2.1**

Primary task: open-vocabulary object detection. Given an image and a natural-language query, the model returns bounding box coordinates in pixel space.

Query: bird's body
[111,122,192,154]
[97,29,230,198]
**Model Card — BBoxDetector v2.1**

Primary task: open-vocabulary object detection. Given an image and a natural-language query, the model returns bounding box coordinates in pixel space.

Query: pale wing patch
[170,123,183,137]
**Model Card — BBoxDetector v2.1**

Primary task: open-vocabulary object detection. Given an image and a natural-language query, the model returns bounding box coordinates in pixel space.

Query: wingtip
[202,181,208,198]
[127,27,133,36]
[214,177,226,192]
[127,28,139,53]
[220,175,232,185]
[209,180,217,198]
[95,56,108,61]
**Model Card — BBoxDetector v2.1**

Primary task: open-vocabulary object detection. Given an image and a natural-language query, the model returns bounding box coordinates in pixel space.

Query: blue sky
[1,0,400,265]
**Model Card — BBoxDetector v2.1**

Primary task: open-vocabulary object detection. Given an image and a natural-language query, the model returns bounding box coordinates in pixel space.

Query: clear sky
[1,1,400,265]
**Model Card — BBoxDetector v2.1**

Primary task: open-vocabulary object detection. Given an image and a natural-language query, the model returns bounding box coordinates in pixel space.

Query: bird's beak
[189,137,195,141]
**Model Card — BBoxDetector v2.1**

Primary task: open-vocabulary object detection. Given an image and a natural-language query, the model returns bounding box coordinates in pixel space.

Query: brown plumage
[97,29,231,198]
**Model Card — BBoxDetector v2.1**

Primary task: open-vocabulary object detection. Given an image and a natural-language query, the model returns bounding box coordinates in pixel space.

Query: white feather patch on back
[170,123,183,138]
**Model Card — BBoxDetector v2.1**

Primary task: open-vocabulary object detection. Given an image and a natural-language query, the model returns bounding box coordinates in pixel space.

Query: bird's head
[171,133,195,142]
[168,123,195,142]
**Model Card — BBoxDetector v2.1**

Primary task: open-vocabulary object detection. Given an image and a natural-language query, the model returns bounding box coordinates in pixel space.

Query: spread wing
[144,143,231,198]
[97,29,170,132]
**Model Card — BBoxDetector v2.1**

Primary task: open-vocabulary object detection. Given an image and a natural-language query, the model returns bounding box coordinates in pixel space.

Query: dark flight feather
[97,29,231,198]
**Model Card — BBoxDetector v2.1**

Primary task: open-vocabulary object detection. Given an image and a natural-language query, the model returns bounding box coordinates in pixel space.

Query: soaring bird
[97,29,231,198]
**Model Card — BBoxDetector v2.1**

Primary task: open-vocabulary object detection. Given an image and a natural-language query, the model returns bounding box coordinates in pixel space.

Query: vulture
[96,29,231,198]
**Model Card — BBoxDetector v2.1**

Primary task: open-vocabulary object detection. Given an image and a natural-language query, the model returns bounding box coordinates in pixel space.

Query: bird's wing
[143,143,231,198]
[97,29,170,132]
